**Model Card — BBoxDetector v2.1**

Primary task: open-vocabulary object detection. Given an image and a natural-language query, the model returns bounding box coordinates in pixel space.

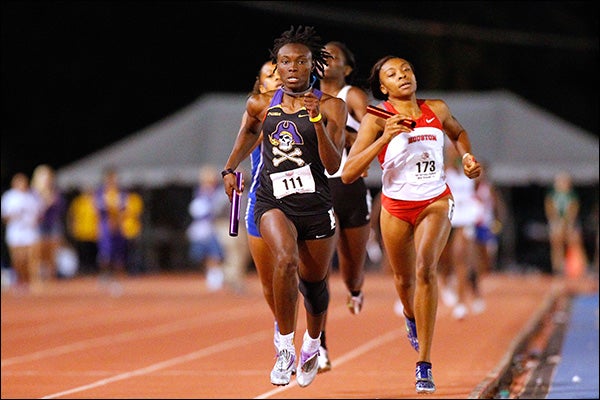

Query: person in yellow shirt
[67,185,99,274]
[122,191,144,274]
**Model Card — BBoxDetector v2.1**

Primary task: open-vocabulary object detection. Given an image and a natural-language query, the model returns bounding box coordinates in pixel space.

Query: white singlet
[326,85,360,179]
[379,100,448,201]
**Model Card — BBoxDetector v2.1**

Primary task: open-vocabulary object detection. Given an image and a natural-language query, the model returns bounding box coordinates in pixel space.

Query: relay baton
[229,171,242,237]
[366,105,416,129]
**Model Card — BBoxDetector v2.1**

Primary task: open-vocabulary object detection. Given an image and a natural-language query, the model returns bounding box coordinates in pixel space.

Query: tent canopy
[57,90,598,190]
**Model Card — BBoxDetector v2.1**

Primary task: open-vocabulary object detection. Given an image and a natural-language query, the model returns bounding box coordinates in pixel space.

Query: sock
[303,330,321,354]
[278,331,295,351]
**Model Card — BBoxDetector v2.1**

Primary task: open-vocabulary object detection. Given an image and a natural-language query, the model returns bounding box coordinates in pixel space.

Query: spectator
[67,185,99,274]
[544,171,587,277]
[187,165,229,291]
[121,189,144,275]
[94,166,129,294]
[67,186,100,272]
[1,172,43,293]
[31,164,66,280]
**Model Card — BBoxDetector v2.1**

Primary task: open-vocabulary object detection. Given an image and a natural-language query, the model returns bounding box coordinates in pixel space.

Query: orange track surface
[1,270,567,399]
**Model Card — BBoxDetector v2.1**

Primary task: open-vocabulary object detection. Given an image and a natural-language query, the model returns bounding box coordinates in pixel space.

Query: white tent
[56,90,598,190]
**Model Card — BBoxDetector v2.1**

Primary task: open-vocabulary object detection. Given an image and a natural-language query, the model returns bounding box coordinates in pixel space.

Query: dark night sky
[2,1,598,189]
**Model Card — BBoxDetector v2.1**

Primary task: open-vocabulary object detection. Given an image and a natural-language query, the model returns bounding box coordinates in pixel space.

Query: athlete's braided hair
[269,25,331,79]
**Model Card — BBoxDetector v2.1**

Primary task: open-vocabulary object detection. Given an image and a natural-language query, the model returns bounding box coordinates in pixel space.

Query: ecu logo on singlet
[268,121,305,167]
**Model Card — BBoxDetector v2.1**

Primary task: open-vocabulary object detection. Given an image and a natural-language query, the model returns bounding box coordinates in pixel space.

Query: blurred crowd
[1,164,144,294]
[1,162,597,299]
[0,163,257,296]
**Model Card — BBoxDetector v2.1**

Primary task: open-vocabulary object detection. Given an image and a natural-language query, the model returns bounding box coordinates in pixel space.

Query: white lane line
[254,329,403,399]
[1,303,259,367]
[40,330,266,399]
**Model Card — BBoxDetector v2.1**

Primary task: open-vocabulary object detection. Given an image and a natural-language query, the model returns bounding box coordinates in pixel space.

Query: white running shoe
[296,332,320,387]
[441,286,458,307]
[347,292,364,315]
[317,345,331,373]
[471,298,486,314]
[366,238,383,263]
[206,267,224,291]
[270,348,296,386]
[452,303,468,320]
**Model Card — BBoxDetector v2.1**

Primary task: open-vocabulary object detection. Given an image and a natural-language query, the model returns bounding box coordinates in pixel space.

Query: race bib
[407,158,441,183]
[270,165,316,199]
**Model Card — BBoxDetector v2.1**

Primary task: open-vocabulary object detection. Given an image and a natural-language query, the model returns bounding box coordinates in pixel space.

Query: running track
[1,270,596,399]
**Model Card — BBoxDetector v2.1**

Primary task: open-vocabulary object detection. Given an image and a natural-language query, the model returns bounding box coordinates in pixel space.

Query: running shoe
[296,340,320,387]
[452,303,468,320]
[471,298,486,314]
[415,361,436,393]
[270,348,296,386]
[205,267,224,291]
[440,286,458,307]
[404,314,419,352]
[347,292,364,315]
[274,323,296,375]
[317,345,331,373]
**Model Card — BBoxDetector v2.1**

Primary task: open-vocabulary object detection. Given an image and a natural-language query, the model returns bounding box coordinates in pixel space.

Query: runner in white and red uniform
[342,55,482,394]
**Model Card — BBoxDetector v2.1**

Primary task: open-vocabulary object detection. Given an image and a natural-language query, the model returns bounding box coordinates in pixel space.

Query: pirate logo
[268,120,305,167]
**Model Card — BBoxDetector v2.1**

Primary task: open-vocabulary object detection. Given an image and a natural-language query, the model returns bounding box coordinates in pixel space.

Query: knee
[298,277,329,315]
[274,253,299,275]
[416,263,437,285]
